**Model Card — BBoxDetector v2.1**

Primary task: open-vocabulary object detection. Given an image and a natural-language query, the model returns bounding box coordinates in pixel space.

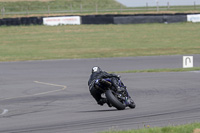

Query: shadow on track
[77,108,134,113]
[76,109,118,113]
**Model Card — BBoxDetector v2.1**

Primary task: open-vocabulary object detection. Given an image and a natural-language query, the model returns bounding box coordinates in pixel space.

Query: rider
[88,66,132,106]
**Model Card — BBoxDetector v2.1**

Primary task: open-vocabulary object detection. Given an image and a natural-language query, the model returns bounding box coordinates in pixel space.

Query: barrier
[20,17,29,25]
[2,18,12,26]
[43,16,81,26]
[0,17,42,26]
[21,17,39,25]
[163,15,187,23]
[18,17,40,25]
[2,18,21,26]
[114,16,163,24]
[37,17,43,25]
[0,13,195,26]
[187,14,200,22]
[0,19,4,26]
[29,17,39,25]
[114,15,187,24]
[81,16,114,24]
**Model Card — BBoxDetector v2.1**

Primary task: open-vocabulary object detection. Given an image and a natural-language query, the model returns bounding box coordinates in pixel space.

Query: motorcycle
[95,78,136,110]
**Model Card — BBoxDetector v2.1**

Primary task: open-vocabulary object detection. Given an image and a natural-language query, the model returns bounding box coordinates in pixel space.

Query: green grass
[0,0,200,18]
[101,123,200,133]
[0,0,125,18]
[111,67,200,74]
[0,0,123,14]
[0,23,200,61]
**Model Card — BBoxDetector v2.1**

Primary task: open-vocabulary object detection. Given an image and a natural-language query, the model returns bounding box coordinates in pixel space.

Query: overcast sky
[116,0,200,7]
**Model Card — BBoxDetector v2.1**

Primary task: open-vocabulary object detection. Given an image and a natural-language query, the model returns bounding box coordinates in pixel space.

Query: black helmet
[92,66,102,73]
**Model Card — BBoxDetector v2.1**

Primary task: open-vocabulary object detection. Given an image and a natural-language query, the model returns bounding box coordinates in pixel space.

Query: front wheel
[105,90,126,110]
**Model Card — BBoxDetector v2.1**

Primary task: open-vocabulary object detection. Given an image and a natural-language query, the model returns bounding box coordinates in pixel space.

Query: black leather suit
[88,71,120,105]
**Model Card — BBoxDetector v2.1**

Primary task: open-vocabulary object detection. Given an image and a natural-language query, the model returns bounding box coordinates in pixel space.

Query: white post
[96,2,98,13]
[3,7,5,16]
[156,0,159,11]
[146,2,148,10]
[80,3,82,12]
[167,2,170,10]
[70,4,73,13]
[26,6,29,15]
[1,7,4,16]
[120,4,122,13]
[48,5,50,15]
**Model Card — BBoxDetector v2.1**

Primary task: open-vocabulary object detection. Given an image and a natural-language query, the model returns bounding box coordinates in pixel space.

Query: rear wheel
[105,90,126,110]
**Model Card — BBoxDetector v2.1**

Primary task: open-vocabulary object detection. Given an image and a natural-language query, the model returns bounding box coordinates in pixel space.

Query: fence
[1,2,200,17]
[0,14,191,26]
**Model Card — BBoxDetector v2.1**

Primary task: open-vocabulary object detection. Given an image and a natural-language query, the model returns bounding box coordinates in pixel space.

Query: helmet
[92,66,102,73]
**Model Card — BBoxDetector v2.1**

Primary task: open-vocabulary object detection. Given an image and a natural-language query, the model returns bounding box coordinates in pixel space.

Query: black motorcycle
[96,78,136,110]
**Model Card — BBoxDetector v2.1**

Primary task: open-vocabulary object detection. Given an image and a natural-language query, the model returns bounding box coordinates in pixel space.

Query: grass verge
[0,0,200,18]
[101,122,200,133]
[112,67,200,74]
[0,23,200,62]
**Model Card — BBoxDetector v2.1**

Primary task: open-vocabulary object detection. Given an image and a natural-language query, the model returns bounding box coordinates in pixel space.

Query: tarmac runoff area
[0,55,199,133]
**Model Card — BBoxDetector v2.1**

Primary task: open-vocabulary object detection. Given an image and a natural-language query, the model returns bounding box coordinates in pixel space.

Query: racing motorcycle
[96,78,136,110]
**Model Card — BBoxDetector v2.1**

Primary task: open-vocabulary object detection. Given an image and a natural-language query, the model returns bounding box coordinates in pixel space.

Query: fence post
[1,7,2,16]
[2,7,5,17]
[146,2,148,11]
[80,3,82,12]
[120,4,122,13]
[194,1,196,10]
[96,2,98,13]
[48,5,50,15]
[167,2,170,10]
[156,1,159,11]
[26,6,29,15]
[70,3,73,13]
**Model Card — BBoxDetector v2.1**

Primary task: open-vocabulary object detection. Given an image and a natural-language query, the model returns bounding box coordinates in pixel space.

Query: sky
[116,0,200,7]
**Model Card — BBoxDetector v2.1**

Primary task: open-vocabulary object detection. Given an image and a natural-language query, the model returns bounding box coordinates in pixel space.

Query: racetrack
[0,55,200,133]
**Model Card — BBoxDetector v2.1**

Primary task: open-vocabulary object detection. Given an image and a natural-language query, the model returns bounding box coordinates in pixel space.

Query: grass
[0,0,123,12]
[0,0,125,18]
[111,67,200,74]
[101,123,200,133]
[0,0,199,18]
[0,23,200,61]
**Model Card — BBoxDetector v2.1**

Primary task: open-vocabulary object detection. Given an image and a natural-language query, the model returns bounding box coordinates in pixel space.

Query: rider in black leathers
[88,66,131,106]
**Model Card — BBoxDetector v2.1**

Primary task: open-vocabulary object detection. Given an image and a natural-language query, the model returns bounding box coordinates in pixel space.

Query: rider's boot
[107,101,112,107]
[98,98,107,106]
[98,98,112,107]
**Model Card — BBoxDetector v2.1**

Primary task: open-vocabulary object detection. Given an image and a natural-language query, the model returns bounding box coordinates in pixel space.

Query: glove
[100,79,112,87]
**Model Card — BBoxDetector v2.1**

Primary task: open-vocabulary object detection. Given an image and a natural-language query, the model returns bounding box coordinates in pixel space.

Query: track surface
[0,55,200,133]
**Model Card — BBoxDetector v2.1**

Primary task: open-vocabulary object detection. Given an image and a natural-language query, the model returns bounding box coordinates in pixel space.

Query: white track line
[0,109,8,116]
[0,81,67,101]
[0,81,66,116]
[33,81,67,96]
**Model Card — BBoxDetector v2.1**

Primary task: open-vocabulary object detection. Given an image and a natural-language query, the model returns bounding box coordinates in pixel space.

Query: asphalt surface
[0,55,200,133]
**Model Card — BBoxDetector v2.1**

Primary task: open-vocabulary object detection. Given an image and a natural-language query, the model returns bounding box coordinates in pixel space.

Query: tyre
[105,90,126,110]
